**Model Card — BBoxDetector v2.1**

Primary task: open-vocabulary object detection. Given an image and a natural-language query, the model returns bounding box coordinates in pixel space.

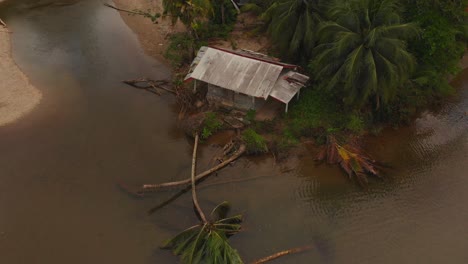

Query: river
[0,1,467,263]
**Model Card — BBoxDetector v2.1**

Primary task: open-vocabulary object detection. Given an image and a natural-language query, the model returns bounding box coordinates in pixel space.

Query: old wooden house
[184,46,309,113]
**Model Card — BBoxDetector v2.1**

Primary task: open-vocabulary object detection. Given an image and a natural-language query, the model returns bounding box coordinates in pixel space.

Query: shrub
[245,109,256,123]
[346,114,365,133]
[242,128,268,154]
[201,112,223,139]
[164,33,197,67]
[287,88,343,136]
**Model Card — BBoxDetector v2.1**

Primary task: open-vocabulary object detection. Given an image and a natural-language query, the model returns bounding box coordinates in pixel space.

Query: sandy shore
[0,22,42,126]
[112,0,184,64]
[111,0,268,62]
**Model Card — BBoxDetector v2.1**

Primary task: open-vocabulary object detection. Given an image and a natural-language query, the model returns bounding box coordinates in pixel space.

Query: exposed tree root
[251,245,313,264]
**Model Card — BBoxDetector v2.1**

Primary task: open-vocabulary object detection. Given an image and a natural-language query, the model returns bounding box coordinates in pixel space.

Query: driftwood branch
[0,18,7,28]
[251,245,313,264]
[190,134,207,223]
[142,144,246,190]
[103,3,144,15]
[123,78,176,95]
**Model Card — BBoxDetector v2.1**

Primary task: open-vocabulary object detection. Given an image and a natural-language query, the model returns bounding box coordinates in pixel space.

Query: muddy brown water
[0,1,467,263]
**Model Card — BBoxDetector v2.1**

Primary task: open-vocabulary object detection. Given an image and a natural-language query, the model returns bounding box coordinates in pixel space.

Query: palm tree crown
[262,0,321,63]
[312,0,418,108]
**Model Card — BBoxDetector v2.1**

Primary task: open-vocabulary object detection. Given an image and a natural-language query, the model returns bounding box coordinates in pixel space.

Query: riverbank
[112,0,268,65]
[112,0,184,64]
[0,21,42,126]
[460,52,468,70]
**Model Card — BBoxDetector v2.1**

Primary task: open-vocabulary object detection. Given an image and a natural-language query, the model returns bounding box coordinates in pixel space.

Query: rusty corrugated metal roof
[270,71,310,104]
[186,47,283,99]
[185,47,309,102]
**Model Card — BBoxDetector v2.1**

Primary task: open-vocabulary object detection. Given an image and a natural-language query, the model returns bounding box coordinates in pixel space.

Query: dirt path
[0,23,42,126]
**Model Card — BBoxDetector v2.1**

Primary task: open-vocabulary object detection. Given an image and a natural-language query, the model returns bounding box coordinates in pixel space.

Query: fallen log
[142,144,246,190]
[0,18,7,28]
[103,3,143,15]
[251,245,313,264]
[122,78,176,95]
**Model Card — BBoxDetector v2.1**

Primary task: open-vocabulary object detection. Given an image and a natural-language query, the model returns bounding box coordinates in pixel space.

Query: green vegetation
[261,0,321,63]
[287,89,366,137]
[162,0,238,65]
[201,112,223,139]
[164,32,198,67]
[258,0,466,127]
[163,0,213,38]
[241,128,268,154]
[245,109,256,123]
[162,201,243,264]
[397,0,467,105]
[159,0,466,139]
[312,0,418,109]
[163,0,237,39]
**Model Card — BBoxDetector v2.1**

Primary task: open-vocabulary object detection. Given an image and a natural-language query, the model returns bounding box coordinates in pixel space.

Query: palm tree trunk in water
[191,134,207,223]
[141,144,246,190]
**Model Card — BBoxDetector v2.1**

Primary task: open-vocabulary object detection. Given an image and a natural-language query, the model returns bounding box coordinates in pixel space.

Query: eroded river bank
[0,1,467,263]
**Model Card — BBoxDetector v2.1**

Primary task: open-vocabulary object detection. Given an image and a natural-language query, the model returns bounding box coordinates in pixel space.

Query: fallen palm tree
[161,133,244,263]
[118,134,312,263]
[316,136,380,187]
[119,142,246,197]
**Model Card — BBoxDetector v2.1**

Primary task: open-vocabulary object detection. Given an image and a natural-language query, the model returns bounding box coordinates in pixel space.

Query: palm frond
[312,0,418,108]
[316,136,380,187]
[162,202,243,264]
[210,201,231,221]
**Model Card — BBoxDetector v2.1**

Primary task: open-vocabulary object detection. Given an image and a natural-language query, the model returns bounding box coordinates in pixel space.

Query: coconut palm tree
[312,0,418,109]
[261,0,322,63]
[161,201,243,264]
[161,134,243,264]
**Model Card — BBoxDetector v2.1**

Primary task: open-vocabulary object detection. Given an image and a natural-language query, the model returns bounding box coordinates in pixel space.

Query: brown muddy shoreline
[0,9,42,126]
[112,0,184,65]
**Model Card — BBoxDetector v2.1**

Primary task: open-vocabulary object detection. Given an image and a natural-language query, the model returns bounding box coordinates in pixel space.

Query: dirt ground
[0,22,42,126]
[112,0,268,63]
[112,0,185,64]
[210,12,269,53]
